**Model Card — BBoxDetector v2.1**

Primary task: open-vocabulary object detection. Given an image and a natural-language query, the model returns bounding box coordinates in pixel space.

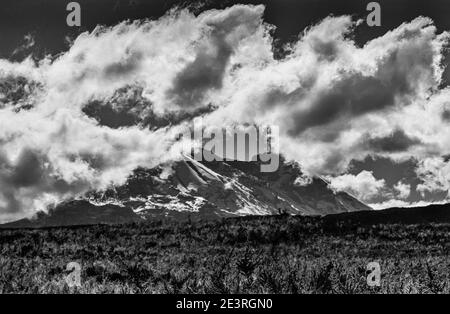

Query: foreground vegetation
[0,214,449,293]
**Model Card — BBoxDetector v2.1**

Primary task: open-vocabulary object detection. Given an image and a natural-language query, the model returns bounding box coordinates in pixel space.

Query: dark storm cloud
[442,110,450,121]
[83,101,141,128]
[366,129,422,153]
[0,149,46,213]
[0,148,98,214]
[168,39,232,107]
[286,43,435,136]
[309,36,341,62]
[8,149,45,187]
[82,85,217,129]
[167,5,263,107]
[320,150,347,174]
[288,75,393,136]
[103,50,143,78]
[82,85,147,128]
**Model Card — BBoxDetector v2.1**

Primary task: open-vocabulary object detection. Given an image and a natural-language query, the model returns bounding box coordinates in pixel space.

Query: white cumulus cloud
[328,171,386,202]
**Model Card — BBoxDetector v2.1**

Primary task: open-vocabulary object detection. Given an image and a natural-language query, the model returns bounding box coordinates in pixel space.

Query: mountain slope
[0,200,141,228]
[0,156,372,228]
[323,203,450,226]
[89,155,371,220]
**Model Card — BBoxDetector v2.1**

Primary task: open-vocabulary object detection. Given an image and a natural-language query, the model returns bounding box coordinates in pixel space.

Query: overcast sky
[1,0,450,221]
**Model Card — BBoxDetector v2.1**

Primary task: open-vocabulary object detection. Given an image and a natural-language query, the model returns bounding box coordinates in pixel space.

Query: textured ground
[0,212,449,294]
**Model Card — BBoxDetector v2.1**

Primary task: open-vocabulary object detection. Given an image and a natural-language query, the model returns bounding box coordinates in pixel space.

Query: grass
[0,214,449,293]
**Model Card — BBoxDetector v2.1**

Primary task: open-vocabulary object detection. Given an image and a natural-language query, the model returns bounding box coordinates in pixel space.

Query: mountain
[0,155,371,228]
[0,200,141,228]
[88,155,371,219]
[323,202,450,226]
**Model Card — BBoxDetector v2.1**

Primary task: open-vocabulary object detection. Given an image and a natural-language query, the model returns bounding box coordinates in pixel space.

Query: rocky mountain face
[1,156,372,228]
[88,155,371,219]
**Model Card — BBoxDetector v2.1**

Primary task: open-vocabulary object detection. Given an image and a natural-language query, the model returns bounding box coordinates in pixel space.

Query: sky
[1,0,450,222]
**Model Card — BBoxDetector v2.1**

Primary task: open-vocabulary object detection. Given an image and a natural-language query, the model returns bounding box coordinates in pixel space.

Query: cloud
[365,129,422,153]
[167,5,265,108]
[200,14,448,175]
[0,5,270,221]
[0,105,174,222]
[0,74,41,110]
[394,181,411,199]
[0,4,450,221]
[416,157,450,196]
[328,171,386,202]
[442,110,450,121]
[368,199,444,210]
[294,173,313,187]
[11,34,35,58]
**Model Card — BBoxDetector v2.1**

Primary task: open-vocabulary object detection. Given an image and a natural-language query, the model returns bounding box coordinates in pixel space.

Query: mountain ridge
[0,155,372,228]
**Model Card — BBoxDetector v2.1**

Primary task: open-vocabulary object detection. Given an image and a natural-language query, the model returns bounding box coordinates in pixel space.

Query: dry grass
[0,215,449,293]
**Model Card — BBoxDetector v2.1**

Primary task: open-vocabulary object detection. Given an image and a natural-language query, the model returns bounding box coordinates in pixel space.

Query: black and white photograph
[0,0,449,300]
